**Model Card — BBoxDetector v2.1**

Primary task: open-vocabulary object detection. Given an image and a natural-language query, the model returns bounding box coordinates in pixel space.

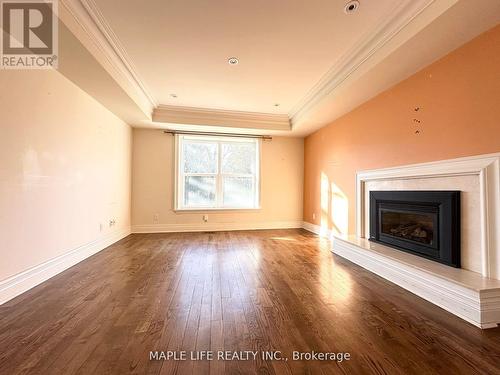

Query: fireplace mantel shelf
[332,235,500,329]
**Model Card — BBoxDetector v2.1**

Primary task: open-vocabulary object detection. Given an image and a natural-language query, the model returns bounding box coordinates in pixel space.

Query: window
[175,135,260,210]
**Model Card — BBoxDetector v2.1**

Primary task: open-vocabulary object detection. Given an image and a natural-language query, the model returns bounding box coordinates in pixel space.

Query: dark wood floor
[1,230,499,375]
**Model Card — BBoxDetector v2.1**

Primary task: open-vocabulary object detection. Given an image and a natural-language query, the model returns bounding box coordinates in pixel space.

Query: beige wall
[0,70,131,282]
[304,24,500,235]
[132,129,303,231]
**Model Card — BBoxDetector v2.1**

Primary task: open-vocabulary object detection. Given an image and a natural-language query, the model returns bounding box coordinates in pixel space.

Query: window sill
[174,207,261,213]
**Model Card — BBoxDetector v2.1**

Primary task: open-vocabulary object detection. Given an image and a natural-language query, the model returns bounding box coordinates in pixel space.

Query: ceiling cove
[60,0,439,131]
[153,105,291,131]
[288,0,435,125]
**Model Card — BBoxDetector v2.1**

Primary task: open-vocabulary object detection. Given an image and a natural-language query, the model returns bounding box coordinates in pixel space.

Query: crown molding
[60,0,459,132]
[60,0,157,111]
[153,105,291,131]
[289,0,436,125]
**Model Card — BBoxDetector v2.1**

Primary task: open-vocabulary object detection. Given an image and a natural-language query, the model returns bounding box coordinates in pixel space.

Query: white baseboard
[332,236,500,329]
[301,221,335,239]
[131,221,303,233]
[0,227,131,305]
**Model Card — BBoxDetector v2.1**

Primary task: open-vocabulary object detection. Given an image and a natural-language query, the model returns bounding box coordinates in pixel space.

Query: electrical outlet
[203,214,208,222]
[312,213,316,220]
[109,219,116,227]
[153,213,159,224]
[99,223,103,232]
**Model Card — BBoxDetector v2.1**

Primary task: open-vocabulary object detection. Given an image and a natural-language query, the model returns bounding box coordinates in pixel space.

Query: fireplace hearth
[369,191,460,267]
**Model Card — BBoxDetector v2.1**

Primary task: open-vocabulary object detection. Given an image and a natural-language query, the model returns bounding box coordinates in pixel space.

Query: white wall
[0,70,131,300]
[132,129,303,232]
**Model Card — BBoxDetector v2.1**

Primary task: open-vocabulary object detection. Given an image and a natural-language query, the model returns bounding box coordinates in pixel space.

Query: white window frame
[174,134,261,211]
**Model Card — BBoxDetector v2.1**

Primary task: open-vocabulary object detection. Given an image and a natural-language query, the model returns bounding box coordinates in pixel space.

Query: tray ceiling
[58,0,500,135]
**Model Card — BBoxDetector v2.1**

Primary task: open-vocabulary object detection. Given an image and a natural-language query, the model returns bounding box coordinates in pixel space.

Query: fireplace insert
[369,191,460,267]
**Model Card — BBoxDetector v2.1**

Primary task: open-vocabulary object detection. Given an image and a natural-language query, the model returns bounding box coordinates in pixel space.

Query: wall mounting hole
[344,1,360,14]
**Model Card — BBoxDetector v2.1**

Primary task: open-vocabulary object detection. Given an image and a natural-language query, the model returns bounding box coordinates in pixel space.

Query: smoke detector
[228,57,239,65]
[344,1,360,14]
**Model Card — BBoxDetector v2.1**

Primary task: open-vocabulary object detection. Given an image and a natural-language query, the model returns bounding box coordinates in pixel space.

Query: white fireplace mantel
[325,153,500,328]
[355,153,500,279]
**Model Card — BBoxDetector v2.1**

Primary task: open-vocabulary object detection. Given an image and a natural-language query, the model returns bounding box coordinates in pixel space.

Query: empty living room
[2,0,500,374]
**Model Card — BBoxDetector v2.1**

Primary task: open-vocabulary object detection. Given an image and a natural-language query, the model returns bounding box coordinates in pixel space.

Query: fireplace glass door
[380,206,438,248]
[369,191,460,268]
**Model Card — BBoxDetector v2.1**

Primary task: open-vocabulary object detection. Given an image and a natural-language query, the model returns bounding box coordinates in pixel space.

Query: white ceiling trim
[60,0,465,133]
[289,0,434,125]
[153,105,291,131]
[60,0,158,109]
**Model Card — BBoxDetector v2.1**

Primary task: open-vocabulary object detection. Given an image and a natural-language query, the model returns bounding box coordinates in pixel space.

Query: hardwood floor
[1,229,499,375]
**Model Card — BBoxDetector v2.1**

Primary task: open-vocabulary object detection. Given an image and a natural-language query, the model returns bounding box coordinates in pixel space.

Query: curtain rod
[163,130,272,140]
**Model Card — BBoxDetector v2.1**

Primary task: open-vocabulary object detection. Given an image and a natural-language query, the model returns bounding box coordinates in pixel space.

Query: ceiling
[94,0,399,114]
[58,0,500,136]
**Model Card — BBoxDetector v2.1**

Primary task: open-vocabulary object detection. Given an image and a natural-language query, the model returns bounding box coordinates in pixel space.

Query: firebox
[369,191,461,267]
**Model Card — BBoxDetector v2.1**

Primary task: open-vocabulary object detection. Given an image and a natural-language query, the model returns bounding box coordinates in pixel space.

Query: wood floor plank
[0,229,499,375]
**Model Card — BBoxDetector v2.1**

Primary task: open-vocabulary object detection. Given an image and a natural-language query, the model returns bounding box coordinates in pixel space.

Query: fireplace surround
[326,153,500,328]
[369,191,461,267]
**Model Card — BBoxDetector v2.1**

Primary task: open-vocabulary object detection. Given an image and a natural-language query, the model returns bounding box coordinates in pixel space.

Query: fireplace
[369,191,461,267]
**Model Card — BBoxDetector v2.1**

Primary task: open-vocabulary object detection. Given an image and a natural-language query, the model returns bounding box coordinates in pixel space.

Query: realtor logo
[1,0,58,69]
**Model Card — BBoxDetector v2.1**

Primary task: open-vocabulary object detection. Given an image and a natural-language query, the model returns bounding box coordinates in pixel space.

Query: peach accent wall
[0,70,131,281]
[303,24,500,235]
[132,129,303,230]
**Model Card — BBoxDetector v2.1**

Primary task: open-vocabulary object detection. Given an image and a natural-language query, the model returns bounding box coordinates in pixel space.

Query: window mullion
[178,136,184,209]
[217,141,223,208]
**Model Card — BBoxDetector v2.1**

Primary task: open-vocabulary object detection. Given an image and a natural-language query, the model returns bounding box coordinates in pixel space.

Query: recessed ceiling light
[228,57,239,65]
[170,93,178,98]
[344,0,360,14]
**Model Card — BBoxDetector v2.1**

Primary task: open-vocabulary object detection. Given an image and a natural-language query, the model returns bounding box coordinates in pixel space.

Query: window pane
[221,142,256,174]
[183,141,217,173]
[223,177,254,207]
[184,176,216,206]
